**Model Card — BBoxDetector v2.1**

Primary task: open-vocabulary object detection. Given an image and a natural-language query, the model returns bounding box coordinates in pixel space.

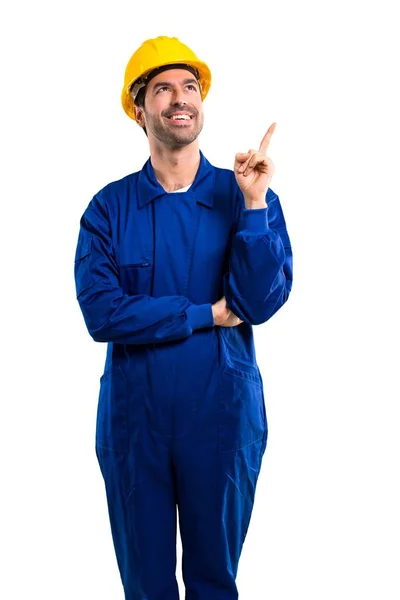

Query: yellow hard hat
[121,36,212,120]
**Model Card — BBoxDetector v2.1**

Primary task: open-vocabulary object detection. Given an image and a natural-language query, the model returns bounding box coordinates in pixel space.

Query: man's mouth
[165,112,195,122]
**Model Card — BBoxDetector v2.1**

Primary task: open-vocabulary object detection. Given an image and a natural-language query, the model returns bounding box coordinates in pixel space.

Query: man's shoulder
[208,161,278,201]
[96,170,140,198]
[207,161,236,191]
[86,170,142,217]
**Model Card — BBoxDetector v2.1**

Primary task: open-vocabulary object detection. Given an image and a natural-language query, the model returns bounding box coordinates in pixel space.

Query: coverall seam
[219,433,265,454]
[223,366,261,385]
[181,201,202,296]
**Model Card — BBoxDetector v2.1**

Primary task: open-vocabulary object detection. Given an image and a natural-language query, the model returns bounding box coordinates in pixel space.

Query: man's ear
[134,105,145,127]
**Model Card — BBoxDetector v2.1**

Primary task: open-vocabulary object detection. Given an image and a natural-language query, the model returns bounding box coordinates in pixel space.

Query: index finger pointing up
[259,122,277,154]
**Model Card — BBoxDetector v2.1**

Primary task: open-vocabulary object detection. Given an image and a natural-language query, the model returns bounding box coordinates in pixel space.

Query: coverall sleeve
[74,193,214,344]
[223,188,293,325]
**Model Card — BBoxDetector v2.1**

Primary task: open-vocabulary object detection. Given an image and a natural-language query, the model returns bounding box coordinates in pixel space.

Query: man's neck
[149,142,200,193]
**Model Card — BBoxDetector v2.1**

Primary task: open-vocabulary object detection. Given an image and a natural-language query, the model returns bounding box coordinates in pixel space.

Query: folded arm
[74,191,214,344]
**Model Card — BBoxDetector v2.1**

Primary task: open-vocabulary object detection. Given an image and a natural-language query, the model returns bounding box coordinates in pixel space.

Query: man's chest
[110,193,234,297]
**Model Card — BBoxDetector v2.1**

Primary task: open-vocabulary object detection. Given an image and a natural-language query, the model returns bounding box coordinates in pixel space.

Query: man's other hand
[212,297,243,327]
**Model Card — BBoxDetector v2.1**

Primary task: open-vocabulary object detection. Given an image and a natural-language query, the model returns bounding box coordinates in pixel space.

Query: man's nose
[171,88,186,105]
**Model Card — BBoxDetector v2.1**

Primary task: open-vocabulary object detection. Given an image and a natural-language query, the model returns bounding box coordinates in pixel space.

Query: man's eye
[187,85,197,91]
[157,86,170,92]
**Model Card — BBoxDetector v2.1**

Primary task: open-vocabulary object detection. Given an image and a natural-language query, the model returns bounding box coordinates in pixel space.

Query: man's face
[134,69,204,148]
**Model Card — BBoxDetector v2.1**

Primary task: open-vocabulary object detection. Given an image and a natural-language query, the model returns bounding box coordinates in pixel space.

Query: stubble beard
[146,110,204,149]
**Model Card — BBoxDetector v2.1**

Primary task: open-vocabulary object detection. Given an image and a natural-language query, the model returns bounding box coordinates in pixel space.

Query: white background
[1,0,399,598]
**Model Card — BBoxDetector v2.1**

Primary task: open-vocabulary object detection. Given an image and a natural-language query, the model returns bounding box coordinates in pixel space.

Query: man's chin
[149,121,203,147]
[164,130,200,147]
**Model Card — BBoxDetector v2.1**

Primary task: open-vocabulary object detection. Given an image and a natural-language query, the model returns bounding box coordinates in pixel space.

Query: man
[74,35,292,600]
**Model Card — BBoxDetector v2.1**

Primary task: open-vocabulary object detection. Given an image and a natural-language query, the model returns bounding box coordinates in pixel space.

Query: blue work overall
[74,151,293,599]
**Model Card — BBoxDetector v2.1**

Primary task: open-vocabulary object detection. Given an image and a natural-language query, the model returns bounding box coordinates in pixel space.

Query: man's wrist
[211,305,218,325]
[244,195,268,209]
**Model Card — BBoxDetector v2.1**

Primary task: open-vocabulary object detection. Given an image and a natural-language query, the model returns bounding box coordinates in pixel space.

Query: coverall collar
[137,150,215,209]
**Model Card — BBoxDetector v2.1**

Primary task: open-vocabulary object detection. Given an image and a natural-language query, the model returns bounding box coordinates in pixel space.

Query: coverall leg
[172,350,268,599]
[96,423,180,599]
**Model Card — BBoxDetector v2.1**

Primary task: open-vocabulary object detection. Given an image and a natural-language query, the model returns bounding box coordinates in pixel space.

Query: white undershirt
[170,184,192,193]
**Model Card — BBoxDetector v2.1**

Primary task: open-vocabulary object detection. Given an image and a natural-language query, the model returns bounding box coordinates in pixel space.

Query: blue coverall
[74,150,293,600]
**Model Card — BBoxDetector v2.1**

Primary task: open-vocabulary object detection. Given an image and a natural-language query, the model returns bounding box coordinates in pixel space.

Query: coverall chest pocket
[218,366,267,453]
[119,261,153,296]
[118,240,153,296]
[96,365,129,453]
